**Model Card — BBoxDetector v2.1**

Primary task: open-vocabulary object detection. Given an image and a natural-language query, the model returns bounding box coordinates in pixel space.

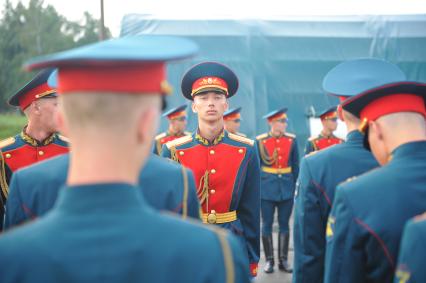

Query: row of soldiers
[0,35,425,283]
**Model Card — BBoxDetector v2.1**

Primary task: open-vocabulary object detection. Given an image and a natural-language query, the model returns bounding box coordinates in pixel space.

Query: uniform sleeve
[304,139,314,155]
[293,158,326,283]
[324,187,365,283]
[238,144,261,275]
[185,169,201,220]
[291,138,300,181]
[3,172,29,230]
[394,220,425,283]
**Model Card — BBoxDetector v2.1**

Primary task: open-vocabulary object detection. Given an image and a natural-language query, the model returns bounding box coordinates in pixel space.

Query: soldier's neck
[198,119,224,142]
[25,121,54,142]
[168,125,182,136]
[321,129,332,137]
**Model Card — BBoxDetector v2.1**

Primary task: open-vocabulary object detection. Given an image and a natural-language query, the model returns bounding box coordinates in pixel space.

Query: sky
[1,0,426,37]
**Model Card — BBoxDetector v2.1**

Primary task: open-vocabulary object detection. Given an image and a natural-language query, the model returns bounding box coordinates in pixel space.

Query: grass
[0,113,27,140]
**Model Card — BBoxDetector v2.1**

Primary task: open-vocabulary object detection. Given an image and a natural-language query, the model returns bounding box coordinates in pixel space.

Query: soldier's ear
[191,102,197,113]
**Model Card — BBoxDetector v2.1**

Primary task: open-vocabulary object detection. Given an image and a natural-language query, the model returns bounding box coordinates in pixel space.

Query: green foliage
[0,113,27,140]
[0,0,111,111]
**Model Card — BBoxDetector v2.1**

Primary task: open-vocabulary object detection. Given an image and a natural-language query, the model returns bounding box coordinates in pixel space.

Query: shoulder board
[236,132,247,137]
[184,131,192,136]
[256,133,268,140]
[166,135,193,149]
[413,212,426,223]
[285,132,296,138]
[228,132,254,146]
[155,132,167,140]
[57,134,69,143]
[0,137,16,149]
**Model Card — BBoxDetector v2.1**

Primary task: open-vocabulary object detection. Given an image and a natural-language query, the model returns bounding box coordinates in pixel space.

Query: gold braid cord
[259,141,277,166]
[170,146,179,162]
[197,170,210,208]
[181,166,189,220]
[0,153,9,199]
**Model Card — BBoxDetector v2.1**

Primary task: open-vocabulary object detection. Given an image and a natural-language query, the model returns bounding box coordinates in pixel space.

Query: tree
[0,0,111,111]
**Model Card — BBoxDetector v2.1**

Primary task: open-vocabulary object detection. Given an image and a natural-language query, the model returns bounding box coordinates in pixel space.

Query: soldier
[162,62,261,277]
[324,60,426,282]
[0,68,69,184]
[304,106,344,155]
[293,59,385,283]
[394,212,426,283]
[256,108,299,274]
[153,104,190,155]
[224,107,246,136]
[0,36,249,282]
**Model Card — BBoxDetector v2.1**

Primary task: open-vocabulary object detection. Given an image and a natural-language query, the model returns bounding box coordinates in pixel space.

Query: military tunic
[0,183,249,283]
[4,153,200,229]
[256,132,299,235]
[293,130,378,283]
[162,130,261,276]
[304,133,343,155]
[325,141,426,283]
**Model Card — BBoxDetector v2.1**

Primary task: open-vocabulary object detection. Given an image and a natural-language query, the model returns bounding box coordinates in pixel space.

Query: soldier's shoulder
[184,131,192,136]
[235,132,247,137]
[165,135,193,149]
[308,135,318,142]
[284,132,296,139]
[0,136,17,150]
[256,133,268,140]
[228,132,254,146]
[57,134,69,143]
[155,132,167,141]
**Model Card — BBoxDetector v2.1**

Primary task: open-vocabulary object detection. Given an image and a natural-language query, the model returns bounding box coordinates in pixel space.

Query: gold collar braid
[195,130,225,146]
[21,128,56,147]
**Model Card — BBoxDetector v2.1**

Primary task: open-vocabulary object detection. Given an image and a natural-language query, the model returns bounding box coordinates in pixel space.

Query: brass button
[38,150,44,156]
[209,150,215,155]
[5,153,11,158]
[207,213,217,224]
[210,189,216,194]
[279,165,282,168]
[238,149,244,153]
[278,174,282,178]
[211,210,216,214]
[278,156,282,160]
[210,169,216,174]
[276,139,280,143]
[277,148,281,151]
[179,151,184,156]
[263,140,266,144]
[35,94,40,98]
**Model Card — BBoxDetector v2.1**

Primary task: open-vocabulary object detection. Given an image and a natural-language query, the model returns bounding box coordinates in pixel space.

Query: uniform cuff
[250,263,258,277]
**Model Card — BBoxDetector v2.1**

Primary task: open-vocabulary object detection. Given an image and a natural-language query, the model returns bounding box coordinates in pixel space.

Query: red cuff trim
[250,263,258,277]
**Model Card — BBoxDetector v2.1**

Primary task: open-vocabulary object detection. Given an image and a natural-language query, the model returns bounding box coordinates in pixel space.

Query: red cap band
[58,63,167,94]
[19,83,56,111]
[321,111,337,120]
[224,112,241,121]
[191,76,228,96]
[360,93,426,122]
[168,111,186,120]
[267,112,287,122]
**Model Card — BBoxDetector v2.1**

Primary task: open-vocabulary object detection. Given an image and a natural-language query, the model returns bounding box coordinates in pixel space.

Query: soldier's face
[192,92,229,122]
[224,119,240,134]
[368,120,388,165]
[323,118,338,131]
[269,119,287,134]
[36,97,59,132]
[170,117,187,133]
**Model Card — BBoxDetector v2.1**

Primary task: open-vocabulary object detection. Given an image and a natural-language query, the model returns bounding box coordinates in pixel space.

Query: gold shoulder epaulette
[228,132,254,146]
[166,135,193,149]
[57,134,69,143]
[414,212,426,223]
[184,131,192,136]
[0,137,16,149]
[155,132,167,141]
[256,133,268,140]
[285,132,296,138]
[236,132,247,137]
